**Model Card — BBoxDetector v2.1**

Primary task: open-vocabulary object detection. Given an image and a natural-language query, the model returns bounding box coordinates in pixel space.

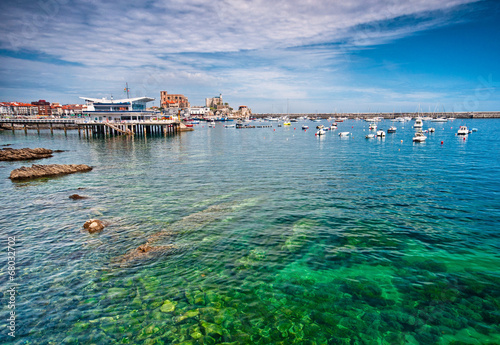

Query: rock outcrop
[0,148,55,161]
[9,164,92,181]
[83,219,105,233]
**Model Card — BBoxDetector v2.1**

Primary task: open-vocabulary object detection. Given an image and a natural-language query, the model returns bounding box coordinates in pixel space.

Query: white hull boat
[413,132,427,142]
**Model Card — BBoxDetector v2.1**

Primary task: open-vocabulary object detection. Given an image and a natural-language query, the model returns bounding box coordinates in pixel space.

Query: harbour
[1,117,499,344]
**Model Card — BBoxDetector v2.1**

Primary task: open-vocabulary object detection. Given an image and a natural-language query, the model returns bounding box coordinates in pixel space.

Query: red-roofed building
[31,100,51,116]
[0,102,38,116]
[160,91,190,108]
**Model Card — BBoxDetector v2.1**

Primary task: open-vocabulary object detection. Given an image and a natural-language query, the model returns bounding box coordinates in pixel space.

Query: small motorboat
[330,124,337,130]
[376,130,386,137]
[413,132,427,142]
[369,123,377,130]
[302,125,309,130]
[315,129,326,136]
[283,122,291,126]
[365,134,375,139]
[414,117,423,128]
[428,127,435,132]
[184,123,194,128]
[208,121,216,127]
[472,128,478,132]
[316,124,324,129]
[339,132,350,137]
[387,126,397,133]
[224,124,235,128]
[457,126,469,135]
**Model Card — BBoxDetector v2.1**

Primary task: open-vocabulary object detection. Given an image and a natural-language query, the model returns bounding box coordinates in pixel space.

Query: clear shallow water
[1,119,499,344]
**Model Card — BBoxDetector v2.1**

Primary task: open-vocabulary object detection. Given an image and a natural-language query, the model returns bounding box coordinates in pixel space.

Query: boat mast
[125,83,130,98]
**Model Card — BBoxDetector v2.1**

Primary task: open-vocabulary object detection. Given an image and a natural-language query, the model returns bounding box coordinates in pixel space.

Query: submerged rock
[0,147,55,161]
[118,243,180,266]
[69,194,89,200]
[9,164,92,180]
[83,219,106,234]
[160,299,177,313]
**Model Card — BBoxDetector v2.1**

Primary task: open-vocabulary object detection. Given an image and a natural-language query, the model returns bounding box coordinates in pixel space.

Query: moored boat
[387,126,397,133]
[413,132,427,142]
[339,131,350,137]
[376,130,386,137]
[457,125,469,135]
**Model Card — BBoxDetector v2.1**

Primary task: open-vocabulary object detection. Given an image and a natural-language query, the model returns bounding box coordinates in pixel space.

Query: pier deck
[0,118,189,136]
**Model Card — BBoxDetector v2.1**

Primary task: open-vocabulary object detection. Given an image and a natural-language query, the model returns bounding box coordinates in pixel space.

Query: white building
[80,96,156,121]
[189,106,211,116]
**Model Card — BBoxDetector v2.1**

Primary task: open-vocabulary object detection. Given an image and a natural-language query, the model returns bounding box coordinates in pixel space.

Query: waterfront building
[51,102,63,117]
[80,96,156,121]
[206,94,223,108]
[160,91,190,108]
[1,102,38,116]
[31,100,51,116]
[62,104,85,116]
[189,106,211,116]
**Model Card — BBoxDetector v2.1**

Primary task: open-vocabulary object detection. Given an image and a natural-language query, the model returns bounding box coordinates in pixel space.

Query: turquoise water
[1,119,499,344]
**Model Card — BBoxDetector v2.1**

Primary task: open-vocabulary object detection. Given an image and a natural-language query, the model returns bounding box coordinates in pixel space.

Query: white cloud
[0,0,486,111]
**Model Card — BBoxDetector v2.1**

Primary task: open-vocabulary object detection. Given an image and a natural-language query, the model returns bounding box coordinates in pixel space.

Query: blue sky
[0,0,498,113]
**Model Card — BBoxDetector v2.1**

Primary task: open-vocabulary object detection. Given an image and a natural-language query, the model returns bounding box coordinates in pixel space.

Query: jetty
[0,118,192,137]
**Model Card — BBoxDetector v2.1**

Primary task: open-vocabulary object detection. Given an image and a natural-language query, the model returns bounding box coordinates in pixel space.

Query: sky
[0,0,499,113]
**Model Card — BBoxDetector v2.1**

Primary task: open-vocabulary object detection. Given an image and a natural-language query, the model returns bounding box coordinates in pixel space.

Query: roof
[80,96,155,103]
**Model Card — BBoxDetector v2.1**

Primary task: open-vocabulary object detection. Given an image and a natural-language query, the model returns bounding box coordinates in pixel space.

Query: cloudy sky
[0,0,498,113]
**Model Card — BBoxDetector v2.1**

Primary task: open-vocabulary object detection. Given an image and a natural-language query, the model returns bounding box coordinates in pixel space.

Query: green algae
[160,300,177,313]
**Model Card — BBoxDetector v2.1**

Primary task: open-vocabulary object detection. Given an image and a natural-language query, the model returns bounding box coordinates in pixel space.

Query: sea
[1,118,499,344]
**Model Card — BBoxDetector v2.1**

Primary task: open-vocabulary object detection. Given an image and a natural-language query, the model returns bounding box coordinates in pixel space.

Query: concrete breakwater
[254,111,500,119]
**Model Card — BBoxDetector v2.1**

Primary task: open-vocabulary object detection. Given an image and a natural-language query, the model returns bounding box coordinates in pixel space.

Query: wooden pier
[0,118,189,137]
[78,121,182,137]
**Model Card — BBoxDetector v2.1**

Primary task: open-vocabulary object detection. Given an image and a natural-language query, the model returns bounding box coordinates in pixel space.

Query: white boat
[315,129,326,136]
[224,124,235,128]
[414,117,423,128]
[472,128,478,132]
[330,124,337,130]
[387,126,397,133]
[365,134,375,139]
[457,125,469,135]
[369,123,377,130]
[376,130,386,137]
[316,124,324,129]
[339,131,350,137]
[413,132,427,142]
[208,121,216,127]
[428,127,435,133]
[431,117,447,122]
[302,125,309,130]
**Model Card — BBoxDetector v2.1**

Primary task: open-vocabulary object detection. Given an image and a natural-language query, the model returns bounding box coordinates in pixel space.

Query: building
[206,94,223,108]
[0,102,38,116]
[51,102,63,117]
[189,106,211,116]
[80,96,156,121]
[62,104,85,116]
[160,91,190,108]
[31,100,51,116]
